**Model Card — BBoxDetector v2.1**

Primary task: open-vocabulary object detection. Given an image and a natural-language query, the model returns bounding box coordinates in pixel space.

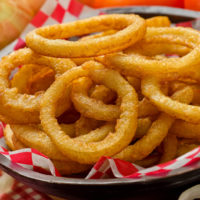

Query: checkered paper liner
[0,175,52,200]
[1,0,200,199]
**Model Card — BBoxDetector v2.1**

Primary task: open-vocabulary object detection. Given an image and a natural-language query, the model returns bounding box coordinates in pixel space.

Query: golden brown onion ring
[40,61,138,164]
[4,124,26,150]
[126,42,191,57]
[79,30,118,41]
[10,122,114,161]
[72,57,94,66]
[78,16,170,44]
[75,123,115,143]
[178,138,200,145]
[26,67,55,94]
[115,86,193,162]
[79,16,170,43]
[26,14,146,58]
[72,16,170,65]
[71,77,120,121]
[52,160,90,176]
[138,98,159,117]
[72,76,158,122]
[0,48,75,123]
[98,27,200,81]
[142,77,200,123]
[159,134,177,163]
[11,64,55,94]
[10,124,71,161]
[11,64,49,94]
[146,16,171,27]
[135,118,152,139]
[169,81,200,105]
[176,144,199,157]
[75,82,116,137]
[90,84,117,104]
[75,80,116,137]
[134,153,160,168]
[170,120,200,140]
[4,125,91,175]
[126,76,141,92]
[75,116,103,137]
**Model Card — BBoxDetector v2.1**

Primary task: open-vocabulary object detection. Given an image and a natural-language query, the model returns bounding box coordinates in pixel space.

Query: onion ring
[4,124,26,150]
[72,16,170,64]
[71,76,158,121]
[72,57,94,66]
[98,27,200,80]
[134,153,160,168]
[170,120,200,140]
[10,122,114,160]
[57,106,80,124]
[0,48,75,123]
[126,43,191,57]
[4,125,91,175]
[135,118,152,139]
[142,76,200,123]
[11,64,50,94]
[11,64,55,94]
[138,98,159,117]
[78,16,170,43]
[74,123,115,143]
[126,76,141,92]
[79,30,118,41]
[71,77,120,121]
[75,116,103,137]
[169,81,188,94]
[40,61,138,164]
[169,81,200,105]
[26,14,146,58]
[159,134,177,163]
[75,80,116,136]
[177,144,199,157]
[71,30,117,65]
[11,124,75,161]
[26,67,55,94]
[52,160,90,176]
[115,86,193,162]
[79,16,170,43]
[178,139,200,145]
[90,84,117,104]
[7,122,114,174]
[146,16,171,27]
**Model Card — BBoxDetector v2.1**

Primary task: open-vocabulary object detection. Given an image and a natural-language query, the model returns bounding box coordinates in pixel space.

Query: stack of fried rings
[2,14,200,175]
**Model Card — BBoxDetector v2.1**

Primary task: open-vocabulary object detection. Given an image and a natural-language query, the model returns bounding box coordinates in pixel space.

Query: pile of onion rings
[2,14,200,176]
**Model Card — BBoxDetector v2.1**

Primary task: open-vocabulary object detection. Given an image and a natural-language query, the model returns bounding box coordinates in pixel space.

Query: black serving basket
[1,6,200,200]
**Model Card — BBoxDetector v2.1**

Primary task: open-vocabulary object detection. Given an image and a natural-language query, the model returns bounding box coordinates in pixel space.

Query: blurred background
[0,0,199,50]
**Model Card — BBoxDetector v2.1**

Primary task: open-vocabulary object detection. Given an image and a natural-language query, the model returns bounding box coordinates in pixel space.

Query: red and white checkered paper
[0,173,52,200]
[0,0,200,199]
